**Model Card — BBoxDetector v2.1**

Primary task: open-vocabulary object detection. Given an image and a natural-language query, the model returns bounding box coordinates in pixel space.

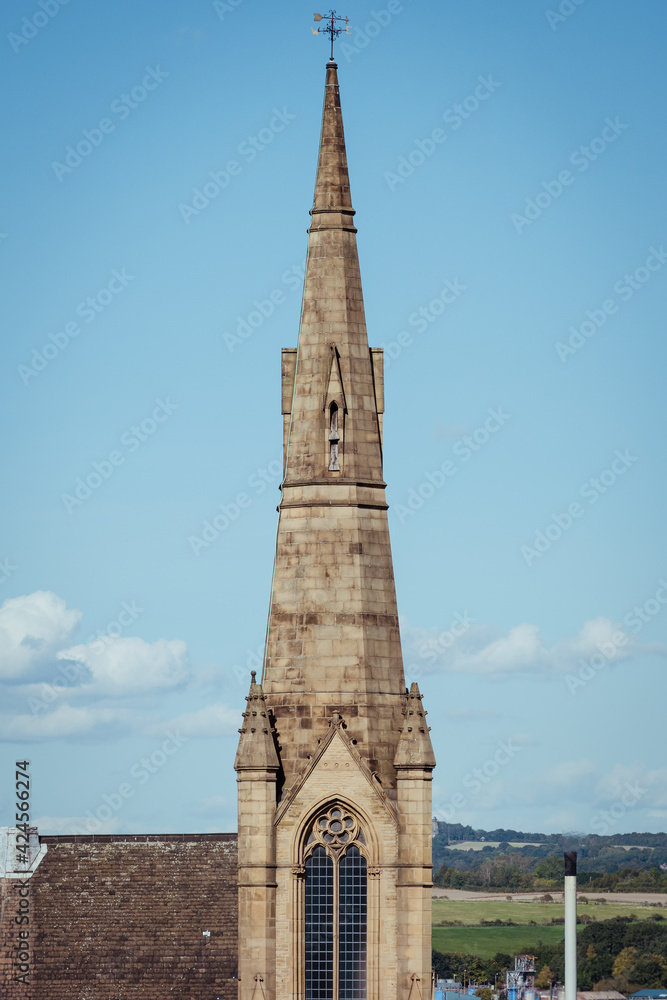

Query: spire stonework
[236,60,435,1000]
[263,59,406,795]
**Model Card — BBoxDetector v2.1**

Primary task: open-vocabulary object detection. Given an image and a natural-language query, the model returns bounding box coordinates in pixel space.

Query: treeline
[433,916,667,992]
[435,854,534,891]
[434,855,667,893]
[432,950,512,987]
[433,844,667,878]
[436,824,551,843]
[531,915,667,991]
[579,868,667,892]
[434,822,667,849]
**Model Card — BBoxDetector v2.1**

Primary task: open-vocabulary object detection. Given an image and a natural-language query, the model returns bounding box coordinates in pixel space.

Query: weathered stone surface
[236,59,436,1000]
[235,671,280,771]
[394,683,437,769]
[263,61,408,796]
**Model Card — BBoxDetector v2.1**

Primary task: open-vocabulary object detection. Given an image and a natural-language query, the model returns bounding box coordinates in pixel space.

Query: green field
[432,923,566,960]
[432,898,662,958]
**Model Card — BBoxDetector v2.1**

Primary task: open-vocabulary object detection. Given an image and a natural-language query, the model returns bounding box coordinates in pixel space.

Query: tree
[625,920,667,953]
[496,954,513,968]
[612,947,638,978]
[475,989,493,1000]
[535,857,564,881]
[586,945,598,960]
[465,957,487,983]
[535,965,555,989]
[628,952,667,989]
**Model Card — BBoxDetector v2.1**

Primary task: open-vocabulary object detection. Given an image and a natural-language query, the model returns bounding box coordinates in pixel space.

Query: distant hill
[434,822,667,849]
[432,823,667,890]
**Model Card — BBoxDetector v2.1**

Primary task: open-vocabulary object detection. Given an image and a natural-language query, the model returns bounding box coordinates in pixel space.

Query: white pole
[564,852,577,1000]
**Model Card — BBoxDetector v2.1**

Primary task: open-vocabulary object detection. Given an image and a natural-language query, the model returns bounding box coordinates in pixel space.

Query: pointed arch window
[304,806,367,1000]
[328,402,340,471]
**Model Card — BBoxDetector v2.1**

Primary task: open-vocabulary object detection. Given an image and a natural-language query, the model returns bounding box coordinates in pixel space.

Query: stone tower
[235,59,435,1000]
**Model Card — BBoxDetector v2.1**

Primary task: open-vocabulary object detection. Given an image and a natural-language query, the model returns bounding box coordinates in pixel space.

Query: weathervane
[312,9,350,61]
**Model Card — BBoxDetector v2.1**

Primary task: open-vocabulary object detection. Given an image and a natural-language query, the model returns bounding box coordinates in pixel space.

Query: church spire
[237,59,436,1000]
[310,60,354,223]
[264,61,406,796]
[281,60,384,486]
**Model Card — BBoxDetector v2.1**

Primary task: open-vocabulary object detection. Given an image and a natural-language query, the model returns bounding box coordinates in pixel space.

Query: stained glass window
[304,811,367,1000]
[339,846,367,1000]
[305,846,334,1000]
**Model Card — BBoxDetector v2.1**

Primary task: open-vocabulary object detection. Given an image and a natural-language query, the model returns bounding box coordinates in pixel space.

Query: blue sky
[1,0,666,839]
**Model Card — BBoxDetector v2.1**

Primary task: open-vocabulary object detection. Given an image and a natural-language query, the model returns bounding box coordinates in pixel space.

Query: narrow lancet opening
[328,402,340,471]
[305,846,334,1000]
[338,846,367,1000]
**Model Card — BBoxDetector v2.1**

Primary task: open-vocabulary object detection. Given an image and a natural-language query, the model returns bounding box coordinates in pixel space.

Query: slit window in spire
[328,402,340,471]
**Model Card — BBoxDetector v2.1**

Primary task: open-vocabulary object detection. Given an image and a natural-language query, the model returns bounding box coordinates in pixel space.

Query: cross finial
[312,9,350,61]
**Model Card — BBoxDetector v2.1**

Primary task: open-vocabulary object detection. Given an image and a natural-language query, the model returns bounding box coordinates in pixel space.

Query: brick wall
[1,833,238,1000]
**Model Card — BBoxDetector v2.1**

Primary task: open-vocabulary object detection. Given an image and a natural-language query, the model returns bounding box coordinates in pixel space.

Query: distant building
[437,980,463,991]
[434,990,475,1000]
[628,992,667,1000]
[506,955,536,1000]
[577,992,627,1000]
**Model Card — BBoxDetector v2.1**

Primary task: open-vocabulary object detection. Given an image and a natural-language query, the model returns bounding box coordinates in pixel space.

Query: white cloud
[520,759,667,822]
[0,698,239,742]
[402,615,661,680]
[0,704,135,741]
[512,732,540,747]
[595,763,667,810]
[57,636,190,695]
[542,758,598,788]
[0,591,81,680]
[512,758,600,810]
[155,702,240,738]
[0,591,192,700]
